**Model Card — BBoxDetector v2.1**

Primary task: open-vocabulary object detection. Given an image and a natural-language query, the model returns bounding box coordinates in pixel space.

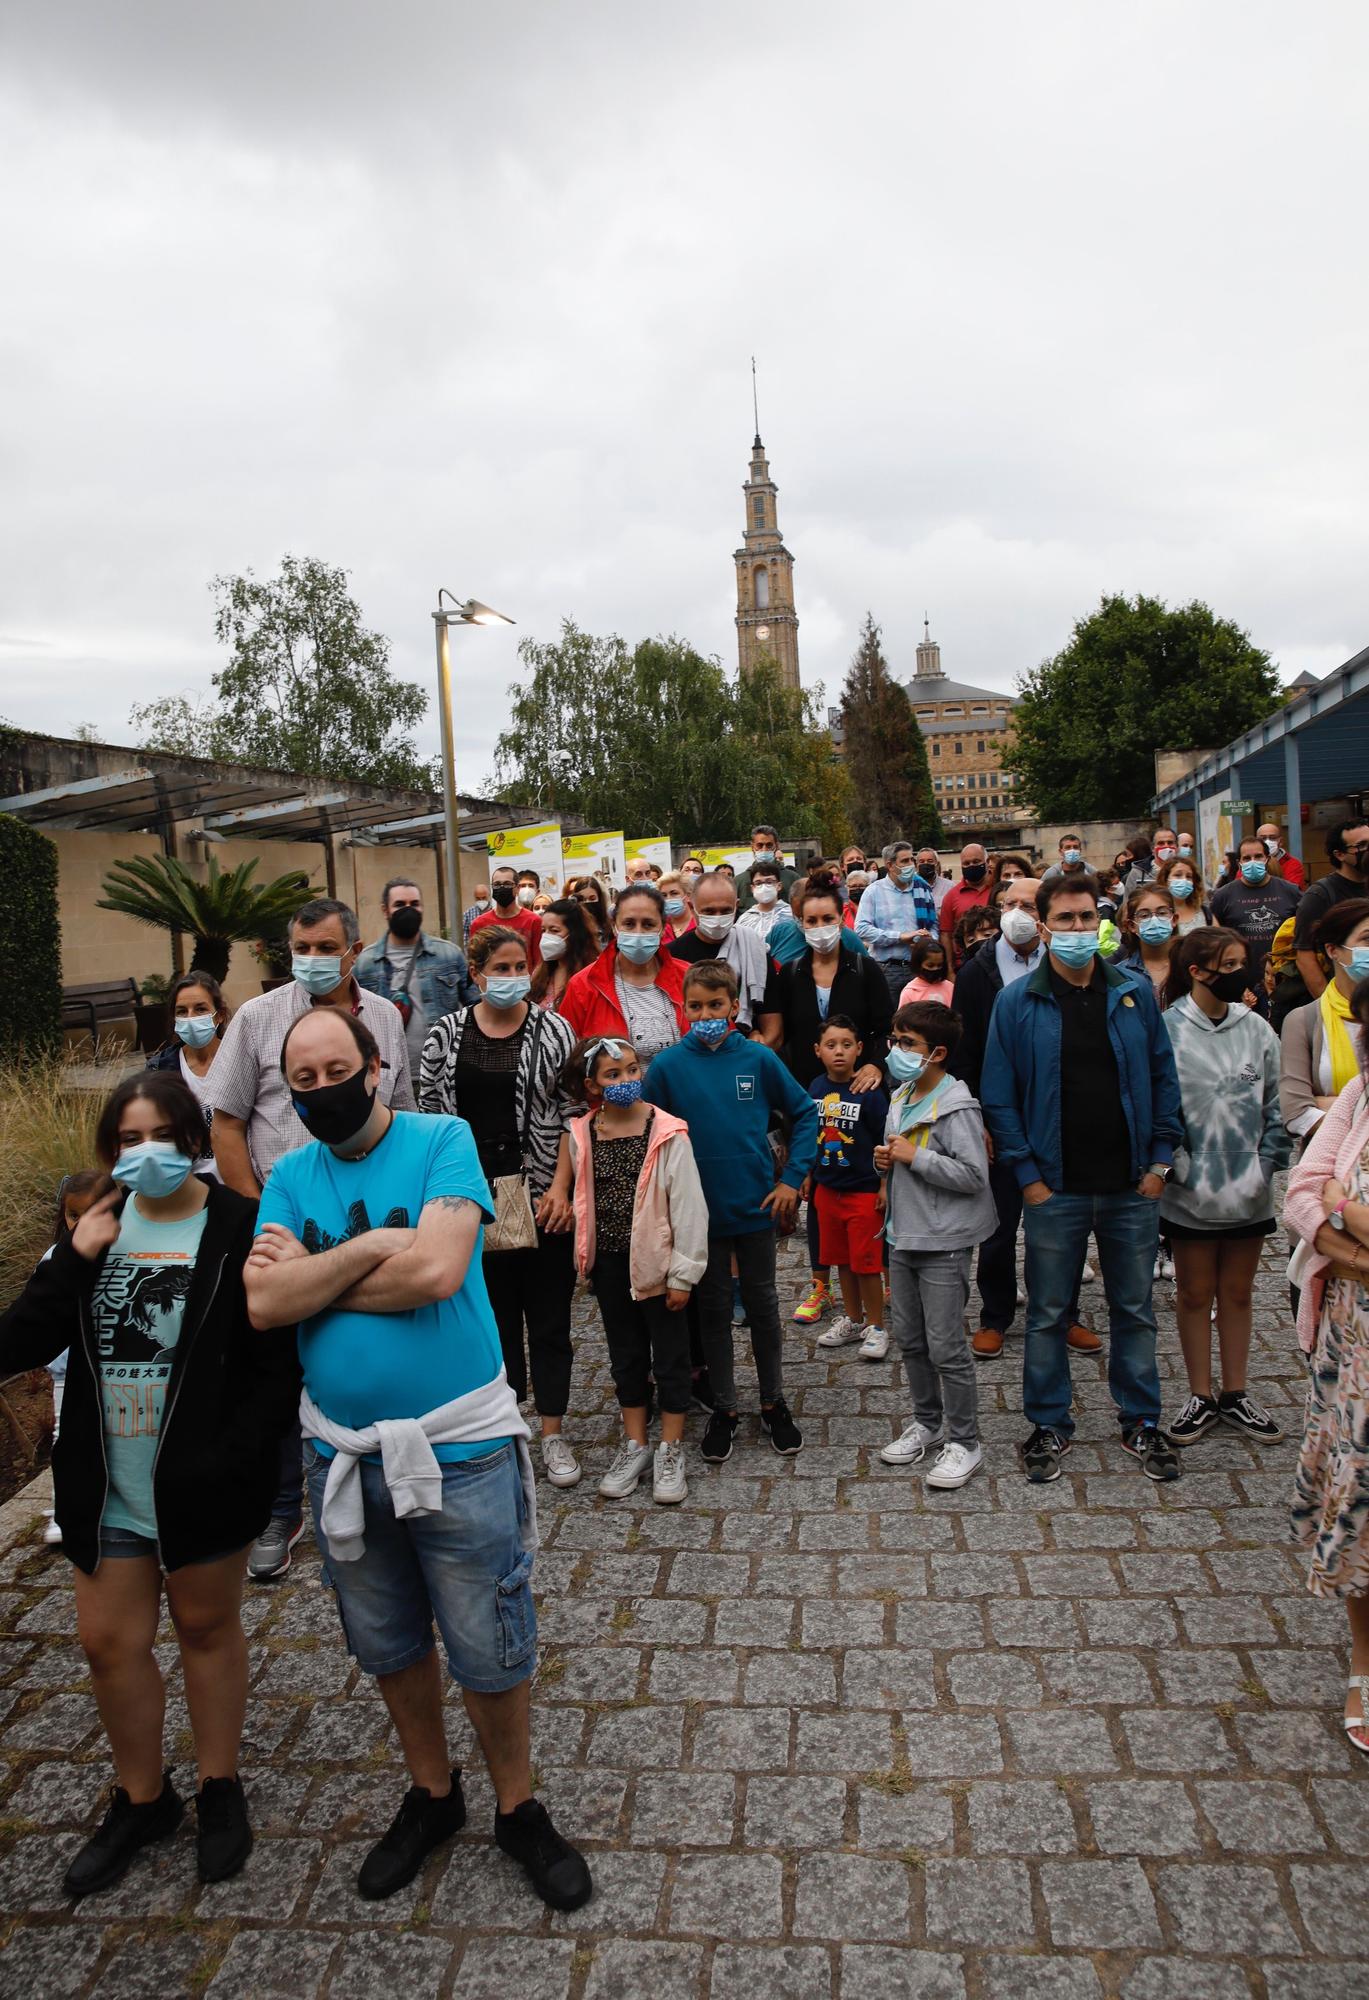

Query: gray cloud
[2,1,1366,791]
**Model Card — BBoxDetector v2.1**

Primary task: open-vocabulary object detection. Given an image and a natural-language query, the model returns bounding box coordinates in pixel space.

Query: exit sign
[1228,799,1255,813]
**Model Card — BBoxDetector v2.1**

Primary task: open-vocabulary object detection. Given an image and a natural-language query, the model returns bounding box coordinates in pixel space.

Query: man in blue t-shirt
[245,1008,590,1913]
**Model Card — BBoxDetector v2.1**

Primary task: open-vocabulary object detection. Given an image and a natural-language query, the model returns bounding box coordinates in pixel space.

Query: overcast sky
[3,1,1366,794]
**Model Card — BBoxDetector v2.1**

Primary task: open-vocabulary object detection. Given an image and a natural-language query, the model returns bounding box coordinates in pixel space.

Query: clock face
[755,624,771,641]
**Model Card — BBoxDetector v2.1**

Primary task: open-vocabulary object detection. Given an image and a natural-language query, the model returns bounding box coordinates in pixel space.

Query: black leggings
[481,1227,576,1415]
[591,1250,693,1414]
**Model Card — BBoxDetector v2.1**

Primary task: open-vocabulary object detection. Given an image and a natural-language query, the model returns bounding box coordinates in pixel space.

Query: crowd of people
[5,811,1369,1907]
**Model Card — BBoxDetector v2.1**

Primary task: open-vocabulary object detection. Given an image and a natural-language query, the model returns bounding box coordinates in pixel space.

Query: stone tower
[734,433,800,689]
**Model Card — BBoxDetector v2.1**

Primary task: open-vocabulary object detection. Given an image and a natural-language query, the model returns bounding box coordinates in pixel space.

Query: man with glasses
[854,840,939,1002]
[1294,821,1369,998]
[736,825,798,913]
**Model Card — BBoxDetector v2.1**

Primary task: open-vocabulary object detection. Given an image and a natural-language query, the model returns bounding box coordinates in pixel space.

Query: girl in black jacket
[0,1073,299,1899]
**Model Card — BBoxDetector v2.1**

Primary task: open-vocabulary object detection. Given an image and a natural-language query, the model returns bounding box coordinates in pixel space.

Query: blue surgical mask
[1138,916,1174,945]
[663,896,685,918]
[601,1078,644,1106]
[1169,877,1195,900]
[886,1046,925,1083]
[1050,929,1101,968]
[1240,860,1267,885]
[112,1141,195,1199]
[896,864,918,885]
[689,1017,730,1045]
[483,974,531,1008]
[175,1014,217,1048]
[293,954,345,996]
[616,931,660,965]
[1178,842,1194,857]
[1061,849,1082,867]
[1344,946,1369,981]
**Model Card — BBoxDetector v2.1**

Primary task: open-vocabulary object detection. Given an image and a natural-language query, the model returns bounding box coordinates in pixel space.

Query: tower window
[752,497,766,525]
[754,566,770,609]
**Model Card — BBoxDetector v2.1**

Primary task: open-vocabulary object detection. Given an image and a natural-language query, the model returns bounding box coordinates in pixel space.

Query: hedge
[0,814,62,1061]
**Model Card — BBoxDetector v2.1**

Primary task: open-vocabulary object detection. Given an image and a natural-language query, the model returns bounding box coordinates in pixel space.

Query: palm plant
[98,852,318,983]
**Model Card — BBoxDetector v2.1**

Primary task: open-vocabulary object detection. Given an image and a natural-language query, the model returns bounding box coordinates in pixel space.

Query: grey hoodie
[1160,995,1290,1230]
[883,1075,998,1253]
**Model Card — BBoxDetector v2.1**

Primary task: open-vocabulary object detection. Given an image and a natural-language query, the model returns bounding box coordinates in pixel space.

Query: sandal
[1345,1674,1369,1756]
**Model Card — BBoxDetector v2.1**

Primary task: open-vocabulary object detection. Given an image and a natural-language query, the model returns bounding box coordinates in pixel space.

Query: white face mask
[696,912,735,941]
[753,882,780,907]
[805,922,842,953]
[1000,907,1040,949]
[516,887,537,907]
[539,933,567,961]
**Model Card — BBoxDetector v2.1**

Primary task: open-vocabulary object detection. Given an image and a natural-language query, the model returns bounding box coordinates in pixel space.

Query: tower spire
[751,356,761,444]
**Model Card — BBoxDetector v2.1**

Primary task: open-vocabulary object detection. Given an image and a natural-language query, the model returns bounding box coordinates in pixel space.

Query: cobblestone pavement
[2,1227,1367,1998]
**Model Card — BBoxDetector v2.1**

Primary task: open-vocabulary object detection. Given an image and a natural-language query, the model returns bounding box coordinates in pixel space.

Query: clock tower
[734,432,800,690]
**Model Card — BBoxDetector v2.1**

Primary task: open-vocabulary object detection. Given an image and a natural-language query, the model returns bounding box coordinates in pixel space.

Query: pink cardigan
[1284,1074,1369,1353]
[568,1106,709,1300]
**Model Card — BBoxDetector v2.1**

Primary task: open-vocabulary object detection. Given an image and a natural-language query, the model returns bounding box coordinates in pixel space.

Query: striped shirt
[854,874,938,963]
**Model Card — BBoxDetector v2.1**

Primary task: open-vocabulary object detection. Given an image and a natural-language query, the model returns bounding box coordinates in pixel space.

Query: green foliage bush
[0,814,62,1061]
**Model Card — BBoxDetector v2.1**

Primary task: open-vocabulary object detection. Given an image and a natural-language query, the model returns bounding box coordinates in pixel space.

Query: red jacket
[560,940,689,1041]
[469,903,542,970]
[1275,853,1306,891]
[938,879,991,941]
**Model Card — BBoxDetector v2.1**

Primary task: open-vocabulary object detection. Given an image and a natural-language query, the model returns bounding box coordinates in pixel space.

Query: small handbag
[482,1008,545,1255]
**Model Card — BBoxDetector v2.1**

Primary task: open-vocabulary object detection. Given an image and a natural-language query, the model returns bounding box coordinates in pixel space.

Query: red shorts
[814,1184,884,1275]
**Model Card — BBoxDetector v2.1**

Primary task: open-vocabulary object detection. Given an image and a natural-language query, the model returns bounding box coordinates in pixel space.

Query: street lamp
[432,589,514,935]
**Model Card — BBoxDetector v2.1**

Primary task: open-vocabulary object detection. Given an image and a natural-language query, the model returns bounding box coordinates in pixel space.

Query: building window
[931,742,940,758]
[752,497,765,525]
[977,740,986,755]
[753,565,769,609]
[956,776,966,789]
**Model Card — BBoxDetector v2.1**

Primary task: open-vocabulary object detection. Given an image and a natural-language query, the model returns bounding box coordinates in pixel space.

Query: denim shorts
[303,1440,537,1693]
[98,1526,246,1570]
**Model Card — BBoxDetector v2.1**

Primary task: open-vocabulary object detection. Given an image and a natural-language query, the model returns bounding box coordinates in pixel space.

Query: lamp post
[432,591,514,935]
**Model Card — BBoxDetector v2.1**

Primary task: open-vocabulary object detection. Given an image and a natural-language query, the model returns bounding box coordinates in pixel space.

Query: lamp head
[435,590,514,627]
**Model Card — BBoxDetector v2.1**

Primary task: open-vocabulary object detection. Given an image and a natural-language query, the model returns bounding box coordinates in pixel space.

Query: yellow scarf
[1320,978,1359,1095]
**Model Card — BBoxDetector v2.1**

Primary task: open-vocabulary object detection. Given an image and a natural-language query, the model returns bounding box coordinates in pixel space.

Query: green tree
[97,852,318,984]
[838,615,942,851]
[491,622,851,846]
[1006,594,1282,821]
[0,814,61,1062]
[130,555,437,789]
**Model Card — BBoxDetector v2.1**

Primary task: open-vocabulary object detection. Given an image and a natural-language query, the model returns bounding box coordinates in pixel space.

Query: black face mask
[389,906,422,940]
[292,1067,376,1148]
[491,883,516,907]
[917,863,938,882]
[962,862,987,884]
[1202,968,1249,1004]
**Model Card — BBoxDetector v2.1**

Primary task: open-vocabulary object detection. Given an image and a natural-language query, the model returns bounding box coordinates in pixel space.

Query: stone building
[906,623,1031,839]
[734,432,800,690]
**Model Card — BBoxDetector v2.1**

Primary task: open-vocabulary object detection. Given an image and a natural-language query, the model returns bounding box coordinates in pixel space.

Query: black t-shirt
[1209,877,1300,981]
[1292,870,1362,952]
[454,1014,523,1179]
[669,930,783,1022]
[1050,964,1132,1194]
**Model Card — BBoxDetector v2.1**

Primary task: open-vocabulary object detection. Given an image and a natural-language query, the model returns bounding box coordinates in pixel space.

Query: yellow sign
[624,837,673,877]
[486,820,563,894]
[561,829,626,885]
[698,846,753,871]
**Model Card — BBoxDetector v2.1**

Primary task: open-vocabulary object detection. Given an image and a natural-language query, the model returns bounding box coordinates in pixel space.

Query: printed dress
[1292,1140,1369,1597]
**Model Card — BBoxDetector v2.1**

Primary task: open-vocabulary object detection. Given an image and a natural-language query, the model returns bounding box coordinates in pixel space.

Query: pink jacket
[569,1106,710,1301]
[1284,1074,1369,1353]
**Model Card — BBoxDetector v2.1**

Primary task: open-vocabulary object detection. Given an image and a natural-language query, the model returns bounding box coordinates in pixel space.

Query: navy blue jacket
[980,954,1182,1192]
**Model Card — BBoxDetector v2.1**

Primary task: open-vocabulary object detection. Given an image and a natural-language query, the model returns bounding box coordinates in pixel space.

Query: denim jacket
[354,930,479,1022]
[980,954,1183,1192]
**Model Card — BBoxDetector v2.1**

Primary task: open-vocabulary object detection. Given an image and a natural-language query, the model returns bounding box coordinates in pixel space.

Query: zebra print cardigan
[418,1003,575,1199]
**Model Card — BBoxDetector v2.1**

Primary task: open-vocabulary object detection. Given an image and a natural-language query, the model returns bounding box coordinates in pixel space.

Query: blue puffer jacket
[980,955,1183,1191]
[354,930,479,1019]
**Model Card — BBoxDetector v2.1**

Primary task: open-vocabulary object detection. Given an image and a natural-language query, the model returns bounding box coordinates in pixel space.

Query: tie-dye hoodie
[1160,996,1291,1230]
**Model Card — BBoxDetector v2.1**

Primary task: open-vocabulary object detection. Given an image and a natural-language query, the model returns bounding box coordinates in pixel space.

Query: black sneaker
[494,1797,593,1911]
[700,1409,739,1463]
[248,1515,304,1583]
[195,1773,252,1883]
[1121,1421,1181,1481]
[357,1770,466,1899]
[1168,1394,1221,1446]
[63,1775,183,1898]
[690,1368,719,1414]
[1217,1390,1283,1443]
[759,1398,803,1456]
[1022,1425,1071,1484]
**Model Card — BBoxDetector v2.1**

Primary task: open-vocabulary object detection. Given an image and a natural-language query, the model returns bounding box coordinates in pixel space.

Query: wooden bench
[61,978,139,1048]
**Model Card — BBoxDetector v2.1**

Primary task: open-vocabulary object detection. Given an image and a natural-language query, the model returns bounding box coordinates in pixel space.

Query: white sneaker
[925,1441,983,1490]
[542,1434,583,1489]
[1082,1261,1097,1284]
[880,1419,945,1466]
[859,1324,890,1361]
[1160,1251,1175,1281]
[652,1439,688,1505]
[816,1314,865,1348]
[41,1512,62,1546]
[1016,1283,1027,1306]
[596,1439,647,1498]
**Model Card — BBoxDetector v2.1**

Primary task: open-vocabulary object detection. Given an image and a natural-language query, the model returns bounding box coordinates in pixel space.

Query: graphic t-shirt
[1209,877,1301,983]
[807,1076,889,1192]
[256,1112,500,1461]
[385,944,429,1081]
[92,1198,209,1538]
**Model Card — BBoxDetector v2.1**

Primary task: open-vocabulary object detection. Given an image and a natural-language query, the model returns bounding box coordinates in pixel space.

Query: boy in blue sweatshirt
[644,959,819,1462]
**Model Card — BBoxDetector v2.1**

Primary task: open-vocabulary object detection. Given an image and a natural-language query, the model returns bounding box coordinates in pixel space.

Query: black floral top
[592,1115,652,1254]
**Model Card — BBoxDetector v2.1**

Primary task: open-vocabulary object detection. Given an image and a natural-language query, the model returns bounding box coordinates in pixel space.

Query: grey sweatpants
[889,1246,979,1446]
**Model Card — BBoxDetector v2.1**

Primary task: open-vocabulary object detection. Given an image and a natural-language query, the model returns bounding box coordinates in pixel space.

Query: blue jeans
[1022,1190,1162,1436]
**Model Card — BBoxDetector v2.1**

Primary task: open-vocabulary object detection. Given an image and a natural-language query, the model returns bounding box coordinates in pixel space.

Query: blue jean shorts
[303,1440,537,1693]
